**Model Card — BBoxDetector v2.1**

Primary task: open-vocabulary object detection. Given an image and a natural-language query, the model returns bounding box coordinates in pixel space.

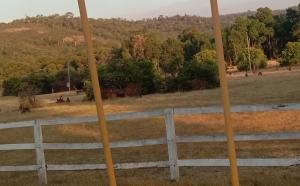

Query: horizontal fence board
[0,165,37,172]
[47,161,169,171]
[0,120,34,130]
[44,138,167,150]
[177,132,300,143]
[106,109,165,121]
[178,158,300,167]
[39,110,165,126]
[39,116,97,126]
[174,103,300,115]
[1,132,298,151]
[0,143,35,151]
[1,103,300,129]
[1,158,299,172]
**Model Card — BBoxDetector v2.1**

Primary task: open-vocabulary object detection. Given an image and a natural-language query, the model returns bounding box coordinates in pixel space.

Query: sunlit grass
[0,71,300,185]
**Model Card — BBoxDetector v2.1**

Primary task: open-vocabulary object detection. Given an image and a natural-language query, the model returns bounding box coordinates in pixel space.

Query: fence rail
[0,103,300,184]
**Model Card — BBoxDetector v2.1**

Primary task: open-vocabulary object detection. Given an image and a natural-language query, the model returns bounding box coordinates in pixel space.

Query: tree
[256,7,275,26]
[280,42,300,66]
[223,27,235,65]
[143,33,161,70]
[229,17,249,62]
[128,34,147,60]
[130,59,160,94]
[179,28,212,61]
[237,48,267,71]
[159,38,184,77]
[177,60,219,91]
[255,7,275,58]
[2,78,22,96]
[194,49,217,64]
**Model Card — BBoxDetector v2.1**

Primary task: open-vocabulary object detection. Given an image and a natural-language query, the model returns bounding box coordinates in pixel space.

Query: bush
[24,72,55,94]
[2,77,22,96]
[177,60,219,91]
[131,59,160,94]
[53,69,83,92]
[194,49,217,63]
[83,80,94,101]
[237,48,267,71]
[2,71,56,96]
[84,59,160,100]
[280,42,300,66]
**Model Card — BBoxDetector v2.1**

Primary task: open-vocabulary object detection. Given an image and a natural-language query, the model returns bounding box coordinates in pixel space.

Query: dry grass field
[0,71,300,185]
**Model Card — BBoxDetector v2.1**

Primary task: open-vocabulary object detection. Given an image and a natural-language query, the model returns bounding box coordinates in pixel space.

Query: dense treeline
[2,28,220,98]
[223,5,300,71]
[0,6,293,80]
[1,5,300,98]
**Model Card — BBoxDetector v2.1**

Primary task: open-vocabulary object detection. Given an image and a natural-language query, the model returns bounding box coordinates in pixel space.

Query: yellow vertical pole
[210,0,240,186]
[77,0,117,185]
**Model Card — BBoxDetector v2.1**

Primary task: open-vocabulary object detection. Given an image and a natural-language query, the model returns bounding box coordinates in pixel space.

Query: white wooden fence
[1,103,300,184]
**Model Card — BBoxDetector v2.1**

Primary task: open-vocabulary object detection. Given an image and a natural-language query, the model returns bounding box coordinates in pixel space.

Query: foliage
[2,78,22,96]
[2,72,55,96]
[194,49,217,63]
[280,42,300,66]
[177,60,219,91]
[159,38,184,77]
[84,59,160,99]
[52,68,83,92]
[1,5,300,98]
[179,28,212,61]
[237,48,267,71]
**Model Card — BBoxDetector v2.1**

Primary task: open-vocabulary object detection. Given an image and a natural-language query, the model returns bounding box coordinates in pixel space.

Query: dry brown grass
[1,71,300,123]
[0,71,300,185]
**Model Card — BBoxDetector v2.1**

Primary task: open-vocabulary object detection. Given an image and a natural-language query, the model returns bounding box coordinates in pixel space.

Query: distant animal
[258,72,263,76]
[19,105,30,113]
[56,96,65,103]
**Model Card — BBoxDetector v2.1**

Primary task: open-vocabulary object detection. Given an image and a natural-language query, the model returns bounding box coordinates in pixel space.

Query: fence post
[164,109,179,181]
[34,120,47,185]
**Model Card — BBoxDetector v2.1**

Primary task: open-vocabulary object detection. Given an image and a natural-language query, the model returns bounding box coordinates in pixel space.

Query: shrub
[177,60,219,91]
[194,49,217,63]
[237,48,267,71]
[52,69,83,92]
[280,42,300,66]
[84,59,160,100]
[2,77,22,96]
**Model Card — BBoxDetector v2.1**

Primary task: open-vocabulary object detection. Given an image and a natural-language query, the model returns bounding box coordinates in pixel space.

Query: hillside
[0,6,291,81]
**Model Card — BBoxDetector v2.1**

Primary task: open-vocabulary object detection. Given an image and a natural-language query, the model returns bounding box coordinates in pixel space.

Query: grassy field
[0,71,300,185]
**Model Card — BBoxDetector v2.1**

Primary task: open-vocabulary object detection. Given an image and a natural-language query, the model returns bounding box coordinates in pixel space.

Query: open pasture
[0,71,300,185]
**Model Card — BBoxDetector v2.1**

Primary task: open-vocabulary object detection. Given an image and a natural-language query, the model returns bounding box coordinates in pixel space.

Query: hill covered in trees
[1,5,300,100]
[0,6,294,80]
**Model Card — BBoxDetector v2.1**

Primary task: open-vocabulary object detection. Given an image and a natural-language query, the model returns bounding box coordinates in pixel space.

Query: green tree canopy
[159,38,184,77]
[280,42,300,66]
[179,28,212,61]
[237,48,267,71]
[194,49,217,63]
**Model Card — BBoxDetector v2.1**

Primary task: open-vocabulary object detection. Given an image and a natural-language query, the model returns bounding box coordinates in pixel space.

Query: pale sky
[0,0,298,23]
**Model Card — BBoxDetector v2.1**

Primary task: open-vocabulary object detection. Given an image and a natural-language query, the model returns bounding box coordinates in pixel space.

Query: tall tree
[179,28,212,61]
[159,38,184,77]
[255,7,275,58]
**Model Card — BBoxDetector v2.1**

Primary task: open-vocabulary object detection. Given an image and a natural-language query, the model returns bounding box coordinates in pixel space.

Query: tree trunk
[246,34,252,72]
